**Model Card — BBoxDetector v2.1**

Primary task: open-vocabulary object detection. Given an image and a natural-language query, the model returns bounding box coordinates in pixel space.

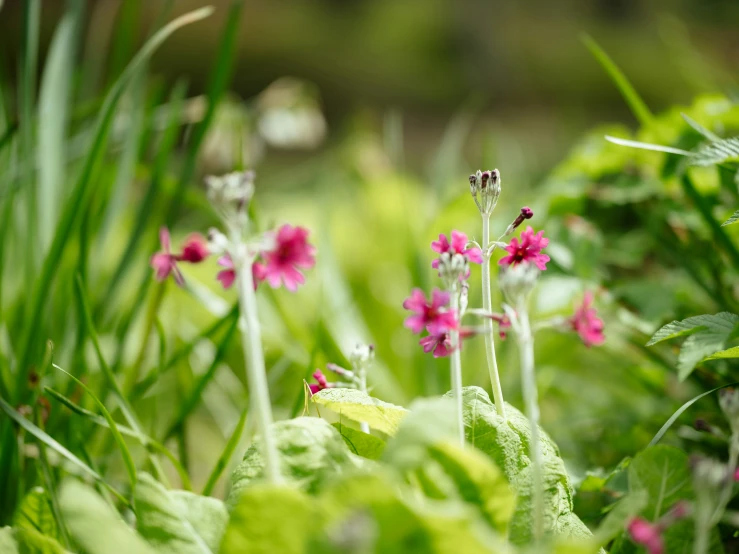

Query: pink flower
[431,230,483,270]
[150,227,184,286]
[402,288,458,335]
[260,225,316,292]
[489,313,511,340]
[419,327,475,358]
[309,370,334,394]
[734,467,739,482]
[180,234,209,263]
[569,292,605,347]
[627,518,664,554]
[216,255,266,290]
[420,330,453,358]
[498,226,550,271]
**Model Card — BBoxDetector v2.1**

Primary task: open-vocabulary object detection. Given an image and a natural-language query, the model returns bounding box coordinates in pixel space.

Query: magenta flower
[216,255,266,290]
[489,313,511,340]
[150,227,184,286]
[627,518,663,554]
[260,225,316,291]
[402,288,458,335]
[309,370,334,394]
[419,327,475,358]
[419,330,453,358]
[431,230,483,271]
[569,292,605,347]
[498,226,550,271]
[180,234,209,263]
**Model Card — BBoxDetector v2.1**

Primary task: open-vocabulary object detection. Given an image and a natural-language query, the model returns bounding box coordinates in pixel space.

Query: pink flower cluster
[150,228,209,286]
[403,288,462,358]
[431,230,482,278]
[498,226,550,271]
[569,291,605,347]
[627,518,664,554]
[152,224,315,293]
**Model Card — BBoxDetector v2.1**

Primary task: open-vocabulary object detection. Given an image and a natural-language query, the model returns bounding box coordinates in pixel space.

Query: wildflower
[309,370,334,394]
[419,327,475,358]
[402,288,458,334]
[491,313,511,340]
[627,518,663,554]
[469,169,501,215]
[216,254,266,290]
[180,234,209,263]
[569,292,605,347]
[150,227,184,286]
[260,224,316,291]
[498,226,550,271]
[431,230,483,268]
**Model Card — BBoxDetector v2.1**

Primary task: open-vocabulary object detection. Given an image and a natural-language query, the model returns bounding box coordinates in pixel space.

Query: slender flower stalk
[515,301,544,541]
[448,283,465,447]
[481,214,506,420]
[230,231,283,485]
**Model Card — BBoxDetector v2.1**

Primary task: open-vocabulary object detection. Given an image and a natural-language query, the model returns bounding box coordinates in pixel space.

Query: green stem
[449,284,465,447]
[516,301,543,541]
[234,247,282,484]
[481,215,506,420]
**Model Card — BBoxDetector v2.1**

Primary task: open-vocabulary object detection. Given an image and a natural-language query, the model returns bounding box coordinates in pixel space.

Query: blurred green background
[2,0,739,517]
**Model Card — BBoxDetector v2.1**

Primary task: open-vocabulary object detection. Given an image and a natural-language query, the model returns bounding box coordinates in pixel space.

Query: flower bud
[349,344,375,372]
[499,262,539,303]
[205,170,255,216]
[504,206,535,236]
[436,252,469,288]
[469,169,501,216]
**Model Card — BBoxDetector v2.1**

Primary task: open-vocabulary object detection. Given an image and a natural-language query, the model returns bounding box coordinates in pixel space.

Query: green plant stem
[481,215,506,420]
[357,365,370,434]
[233,244,282,484]
[711,431,739,524]
[515,301,543,542]
[449,284,465,448]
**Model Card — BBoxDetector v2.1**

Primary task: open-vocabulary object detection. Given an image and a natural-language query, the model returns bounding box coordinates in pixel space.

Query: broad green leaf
[14,487,58,540]
[332,423,386,460]
[227,417,353,506]
[647,312,739,378]
[14,526,69,554]
[319,471,497,554]
[459,386,592,545]
[704,346,739,360]
[220,485,314,554]
[0,527,19,554]
[722,209,739,227]
[426,441,515,535]
[59,480,156,554]
[313,388,408,435]
[646,313,739,345]
[592,490,647,545]
[628,446,691,519]
[690,137,739,166]
[135,473,227,554]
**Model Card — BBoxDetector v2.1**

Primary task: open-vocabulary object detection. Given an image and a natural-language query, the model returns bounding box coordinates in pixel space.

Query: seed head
[469,169,501,216]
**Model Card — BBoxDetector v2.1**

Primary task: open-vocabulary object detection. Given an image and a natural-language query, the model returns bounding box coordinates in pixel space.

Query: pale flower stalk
[448,283,465,447]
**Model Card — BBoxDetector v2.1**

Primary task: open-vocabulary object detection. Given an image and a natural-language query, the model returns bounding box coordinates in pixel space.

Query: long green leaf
[0,397,129,507]
[45,387,192,490]
[54,364,137,489]
[17,5,214,397]
[37,9,77,250]
[582,34,653,127]
[201,409,247,497]
[649,381,739,446]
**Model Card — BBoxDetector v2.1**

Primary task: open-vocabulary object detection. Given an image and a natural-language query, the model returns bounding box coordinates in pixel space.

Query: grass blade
[605,135,691,156]
[37,9,78,251]
[17,5,215,398]
[582,34,653,127]
[649,381,739,446]
[53,364,137,490]
[201,409,246,497]
[45,387,192,490]
[0,396,129,507]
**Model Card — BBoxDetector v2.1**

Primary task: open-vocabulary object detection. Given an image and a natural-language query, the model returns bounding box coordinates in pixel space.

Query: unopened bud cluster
[437,252,469,288]
[205,170,255,223]
[499,262,540,304]
[469,169,501,216]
